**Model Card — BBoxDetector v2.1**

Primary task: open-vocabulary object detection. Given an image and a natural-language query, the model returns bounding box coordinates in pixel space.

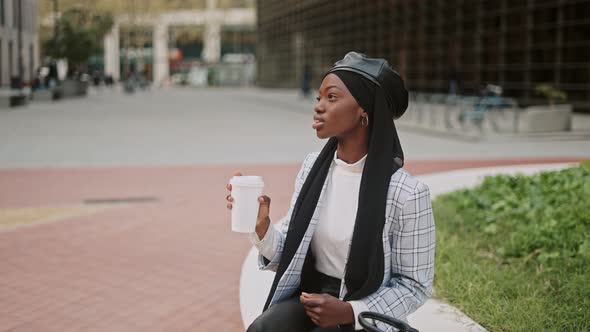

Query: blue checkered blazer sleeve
[257,153,315,271]
[359,180,435,330]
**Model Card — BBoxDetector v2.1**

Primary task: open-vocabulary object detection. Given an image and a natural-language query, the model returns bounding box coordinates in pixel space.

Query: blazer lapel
[274,161,335,299]
[289,160,334,262]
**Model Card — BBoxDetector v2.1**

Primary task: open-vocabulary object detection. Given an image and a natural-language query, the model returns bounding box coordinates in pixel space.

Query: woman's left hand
[300,292,355,327]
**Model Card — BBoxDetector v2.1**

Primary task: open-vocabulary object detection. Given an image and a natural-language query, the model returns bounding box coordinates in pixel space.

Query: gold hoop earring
[361,115,369,127]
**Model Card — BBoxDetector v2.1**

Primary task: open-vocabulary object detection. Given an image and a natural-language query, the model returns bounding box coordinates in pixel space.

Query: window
[8,40,12,79]
[29,44,33,82]
[0,0,4,26]
[0,39,3,86]
[12,0,17,28]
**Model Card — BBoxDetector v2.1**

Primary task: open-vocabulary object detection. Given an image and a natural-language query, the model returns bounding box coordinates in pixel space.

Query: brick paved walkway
[0,157,582,332]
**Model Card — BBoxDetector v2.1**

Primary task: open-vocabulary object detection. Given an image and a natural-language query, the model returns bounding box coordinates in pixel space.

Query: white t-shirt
[310,152,365,279]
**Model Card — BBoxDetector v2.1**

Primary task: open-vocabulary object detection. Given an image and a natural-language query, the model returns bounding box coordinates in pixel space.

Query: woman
[226,52,435,332]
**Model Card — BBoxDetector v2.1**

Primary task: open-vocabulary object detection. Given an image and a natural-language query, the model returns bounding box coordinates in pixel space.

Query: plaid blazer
[257,152,435,331]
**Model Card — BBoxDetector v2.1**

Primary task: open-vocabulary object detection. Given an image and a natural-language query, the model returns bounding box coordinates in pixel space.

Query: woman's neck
[336,133,369,164]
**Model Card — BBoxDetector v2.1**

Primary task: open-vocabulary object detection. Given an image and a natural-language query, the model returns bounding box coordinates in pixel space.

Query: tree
[43,7,114,77]
[38,0,255,76]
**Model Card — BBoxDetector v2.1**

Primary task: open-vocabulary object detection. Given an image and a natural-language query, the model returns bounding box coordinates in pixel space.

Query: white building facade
[0,0,39,88]
[104,1,255,86]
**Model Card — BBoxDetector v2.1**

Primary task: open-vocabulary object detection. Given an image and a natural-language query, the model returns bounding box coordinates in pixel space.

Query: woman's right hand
[226,172,272,240]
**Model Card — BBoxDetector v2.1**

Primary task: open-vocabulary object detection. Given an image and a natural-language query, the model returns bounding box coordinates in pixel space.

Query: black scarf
[264,70,406,311]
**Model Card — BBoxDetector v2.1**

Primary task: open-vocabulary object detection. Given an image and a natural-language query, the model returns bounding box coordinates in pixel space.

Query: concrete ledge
[0,89,30,109]
[400,100,520,135]
[401,101,577,135]
[518,104,572,132]
[0,96,10,108]
[61,80,89,97]
[31,90,55,102]
[239,162,577,332]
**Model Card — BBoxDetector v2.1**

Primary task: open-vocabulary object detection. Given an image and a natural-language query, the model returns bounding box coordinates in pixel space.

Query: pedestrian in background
[302,64,312,99]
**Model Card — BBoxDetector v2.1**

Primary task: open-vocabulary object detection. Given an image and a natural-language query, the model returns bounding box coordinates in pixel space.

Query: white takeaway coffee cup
[229,175,265,233]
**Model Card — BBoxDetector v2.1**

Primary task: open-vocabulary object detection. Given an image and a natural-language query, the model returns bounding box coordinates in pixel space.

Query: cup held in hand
[229,176,264,233]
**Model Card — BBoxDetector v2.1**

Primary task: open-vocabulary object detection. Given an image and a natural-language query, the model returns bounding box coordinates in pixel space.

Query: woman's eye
[328,94,337,100]
[315,96,320,101]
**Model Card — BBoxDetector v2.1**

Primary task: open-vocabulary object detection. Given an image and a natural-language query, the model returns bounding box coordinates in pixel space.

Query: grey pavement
[0,87,589,169]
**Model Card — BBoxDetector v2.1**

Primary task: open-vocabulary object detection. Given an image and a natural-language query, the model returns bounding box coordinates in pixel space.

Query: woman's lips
[313,115,325,130]
[312,120,325,130]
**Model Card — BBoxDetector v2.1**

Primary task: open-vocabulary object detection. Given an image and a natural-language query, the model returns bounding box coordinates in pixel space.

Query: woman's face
[313,73,365,139]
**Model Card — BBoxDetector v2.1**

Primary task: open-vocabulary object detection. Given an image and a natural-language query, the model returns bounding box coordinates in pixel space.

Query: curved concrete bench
[239,163,576,331]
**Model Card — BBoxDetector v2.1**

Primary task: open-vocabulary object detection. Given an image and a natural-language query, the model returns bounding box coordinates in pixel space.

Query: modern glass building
[0,0,39,87]
[257,0,590,112]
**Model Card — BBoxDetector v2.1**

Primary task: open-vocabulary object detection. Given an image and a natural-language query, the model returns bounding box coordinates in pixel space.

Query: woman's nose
[314,100,324,113]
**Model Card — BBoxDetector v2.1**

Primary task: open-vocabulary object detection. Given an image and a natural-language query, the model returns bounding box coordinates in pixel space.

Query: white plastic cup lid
[230,176,264,187]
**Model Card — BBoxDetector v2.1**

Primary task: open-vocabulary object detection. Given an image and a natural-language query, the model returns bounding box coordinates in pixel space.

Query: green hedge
[433,162,590,331]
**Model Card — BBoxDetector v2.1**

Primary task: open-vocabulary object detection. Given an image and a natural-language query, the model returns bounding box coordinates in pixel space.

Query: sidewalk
[1,88,589,169]
[0,159,581,332]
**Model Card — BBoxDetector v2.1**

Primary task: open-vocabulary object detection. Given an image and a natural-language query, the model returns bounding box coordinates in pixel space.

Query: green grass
[432,162,590,331]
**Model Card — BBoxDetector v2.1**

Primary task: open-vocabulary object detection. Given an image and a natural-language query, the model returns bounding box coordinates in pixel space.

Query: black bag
[359,312,419,332]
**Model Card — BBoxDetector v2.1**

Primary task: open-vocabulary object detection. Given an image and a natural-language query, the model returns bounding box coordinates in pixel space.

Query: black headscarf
[264,52,408,312]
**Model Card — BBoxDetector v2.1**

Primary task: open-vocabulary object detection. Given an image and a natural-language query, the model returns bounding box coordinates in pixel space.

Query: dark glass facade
[257,0,590,111]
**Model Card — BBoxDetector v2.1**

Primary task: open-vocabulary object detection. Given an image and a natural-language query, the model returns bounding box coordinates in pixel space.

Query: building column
[207,0,217,10]
[103,23,120,81]
[204,0,220,62]
[202,22,221,63]
[153,21,169,87]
